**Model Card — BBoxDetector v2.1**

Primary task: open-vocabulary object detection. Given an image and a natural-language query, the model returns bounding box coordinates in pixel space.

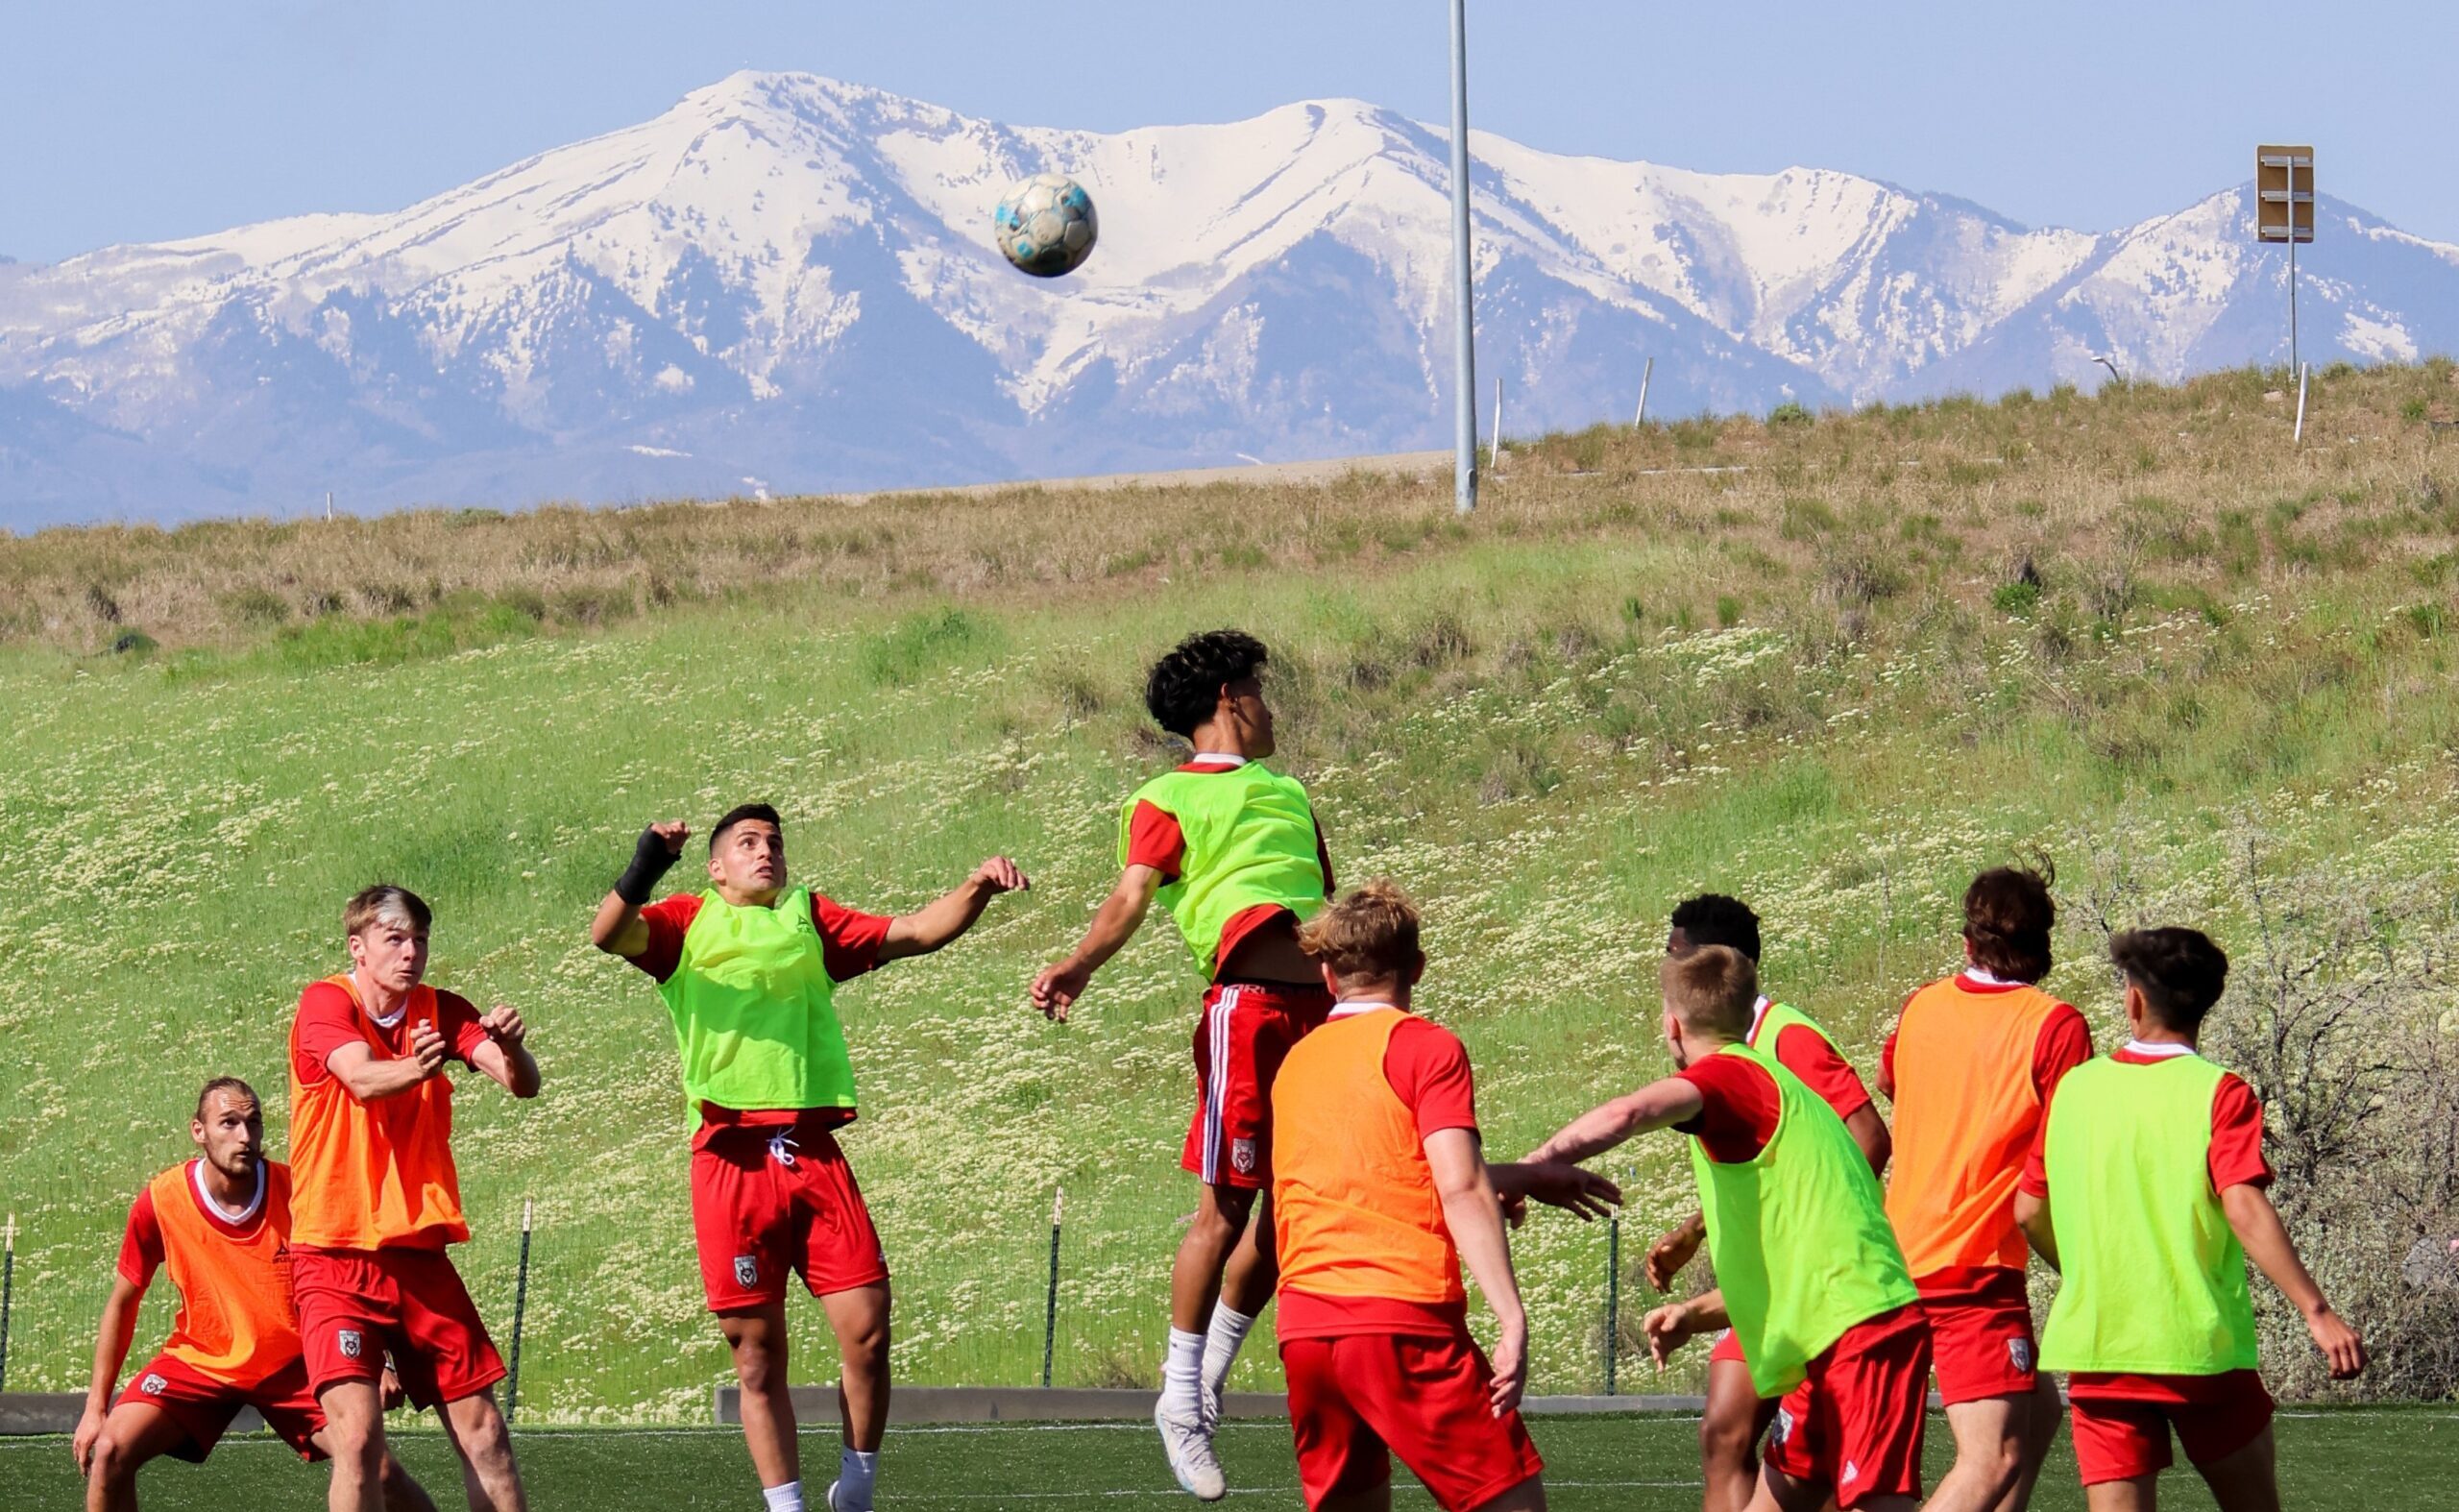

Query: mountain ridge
[5,70,2455,527]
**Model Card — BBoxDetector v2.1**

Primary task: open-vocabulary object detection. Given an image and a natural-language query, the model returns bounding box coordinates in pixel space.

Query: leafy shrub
[858,606,995,687]
[1767,401,1814,429]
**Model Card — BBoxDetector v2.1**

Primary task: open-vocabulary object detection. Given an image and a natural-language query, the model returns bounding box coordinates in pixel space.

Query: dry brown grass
[7,360,2457,655]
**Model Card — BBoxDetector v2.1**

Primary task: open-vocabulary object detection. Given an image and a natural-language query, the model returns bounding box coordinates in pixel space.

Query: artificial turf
[5,1407,2451,1511]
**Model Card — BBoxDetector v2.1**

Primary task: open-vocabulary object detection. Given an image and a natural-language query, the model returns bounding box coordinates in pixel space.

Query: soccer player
[73,1079,436,1512]
[289,885,542,1512]
[2017,928,2365,1512]
[1029,629,1333,1500]
[1640,895,1891,1512]
[590,803,1028,1512]
[1529,945,1931,1512]
[1273,882,1618,1512]
[1879,866,2092,1512]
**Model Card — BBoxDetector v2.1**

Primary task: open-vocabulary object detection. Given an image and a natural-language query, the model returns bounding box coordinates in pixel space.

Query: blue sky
[3,2,2451,264]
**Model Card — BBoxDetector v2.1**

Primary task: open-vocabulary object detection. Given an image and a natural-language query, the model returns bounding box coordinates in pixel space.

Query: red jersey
[291,980,490,1085]
[2018,1041,2270,1200]
[1675,1054,1786,1163]
[1125,757,1335,973]
[1749,997,1874,1124]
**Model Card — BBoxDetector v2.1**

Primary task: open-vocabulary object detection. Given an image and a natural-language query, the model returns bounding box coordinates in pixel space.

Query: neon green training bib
[656,887,857,1113]
[1120,763,1327,977]
[1690,1042,1918,1398]
[2038,1053,2260,1376]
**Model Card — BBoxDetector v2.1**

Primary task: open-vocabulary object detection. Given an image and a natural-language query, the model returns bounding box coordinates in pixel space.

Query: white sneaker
[1154,1397,1228,1501]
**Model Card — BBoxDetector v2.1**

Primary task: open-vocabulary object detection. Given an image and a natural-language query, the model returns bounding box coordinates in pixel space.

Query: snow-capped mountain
[5,71,2456,526]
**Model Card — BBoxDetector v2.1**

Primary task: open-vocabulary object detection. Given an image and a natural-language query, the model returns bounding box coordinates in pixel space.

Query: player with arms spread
[591,802,1028,1512]
[2018,928,2365,1512]
[1529,946,1932,1512]
[288,886,542,1512]
[1880,866,2093,1512]
[1641,896,1891,1512]
[1031,629,1335,1502]
[73,1079,435,1512]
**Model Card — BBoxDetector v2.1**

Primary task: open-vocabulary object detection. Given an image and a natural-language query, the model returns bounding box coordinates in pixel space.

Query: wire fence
[0,1163,1681,1426]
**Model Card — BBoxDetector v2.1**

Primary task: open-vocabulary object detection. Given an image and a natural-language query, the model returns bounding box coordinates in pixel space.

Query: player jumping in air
[1030,629,1336,1501]
[1880,866,2092,1512]
[73,1079,436,1512]
[1640,896,1891,1512]
[288,886,541,1512]
[1530,945,1933,1512]
[591,803,1028,1512]
[1273,882,1618,1512]
[2018,928,2366,1512]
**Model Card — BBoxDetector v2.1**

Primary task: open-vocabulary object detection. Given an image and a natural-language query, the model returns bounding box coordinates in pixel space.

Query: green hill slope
[4,366,2456,1420]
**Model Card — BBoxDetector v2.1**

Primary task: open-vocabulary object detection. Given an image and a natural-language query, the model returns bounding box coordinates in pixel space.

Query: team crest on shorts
[1773,1407,1795,1443]
[2008,1338,2034,1373]
[337,1329,363,1360]
[1230,1138,1257,1175]
[139,1373,167,1396]
[735,1255,760,1288]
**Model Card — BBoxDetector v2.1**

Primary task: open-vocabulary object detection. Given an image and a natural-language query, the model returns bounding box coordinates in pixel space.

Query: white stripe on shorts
[1202,985,1241,1184]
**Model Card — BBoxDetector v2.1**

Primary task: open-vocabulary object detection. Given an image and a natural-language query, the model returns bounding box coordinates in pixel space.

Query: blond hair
[1660,943,1757,1038]
[1297,880,1422,984]
[343,883,431,940]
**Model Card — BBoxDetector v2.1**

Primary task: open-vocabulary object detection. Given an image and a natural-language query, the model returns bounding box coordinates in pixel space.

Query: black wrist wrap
[615,826,680,906]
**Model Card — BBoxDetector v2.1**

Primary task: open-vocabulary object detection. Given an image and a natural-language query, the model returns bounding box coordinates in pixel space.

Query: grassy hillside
[4,365,2456,1421]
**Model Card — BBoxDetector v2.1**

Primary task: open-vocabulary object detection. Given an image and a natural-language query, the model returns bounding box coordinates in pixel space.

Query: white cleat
[1155,1397,1228,1501]
[826,1480,860,1512]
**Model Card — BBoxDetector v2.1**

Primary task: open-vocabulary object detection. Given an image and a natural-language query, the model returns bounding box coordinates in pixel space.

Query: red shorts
[2068,1371,2276,1485]
[692,1123,889,1311]
[113,1352,323,1462]
[1915,1268,2039,1405]
[1281,1330,1545,1512]
[1710,1327,1746,1366]
[292,1247,505,1408]
[1764,1305,1933,1510]
[1182,980,1332,1189]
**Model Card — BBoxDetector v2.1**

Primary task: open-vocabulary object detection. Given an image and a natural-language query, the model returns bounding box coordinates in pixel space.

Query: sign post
[2255,145,2315,376]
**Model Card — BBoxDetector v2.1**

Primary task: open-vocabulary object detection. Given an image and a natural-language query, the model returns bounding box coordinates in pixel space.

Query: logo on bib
[337,1329,363,1360]
[734,1255,760,1289]
[139,1373,168,1396]
[2008,1338,2034,1374]
[1230,1138,1257,1176]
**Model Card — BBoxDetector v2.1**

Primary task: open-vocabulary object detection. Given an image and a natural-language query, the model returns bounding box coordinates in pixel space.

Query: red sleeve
[1878,1026,1898,1099]
[627,894,703,984]
[291,981,364,1086]
[1314,820,1335,897]
[1382,1017,1478,1138]
[2018,1116,2051,1198]
[1125,800,1187,880]
[1771,1024,1872,1123]
[812,895,893,983]
[435,990,488,1064]
[2208,1073,2272,1191]
[1675,1057,1783,1163]
[115,1187,164,1289]
[2032,1004,2094,1107]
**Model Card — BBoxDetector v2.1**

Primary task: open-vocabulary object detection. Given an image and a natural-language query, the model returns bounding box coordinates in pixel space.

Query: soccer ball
[994,173,1098,279]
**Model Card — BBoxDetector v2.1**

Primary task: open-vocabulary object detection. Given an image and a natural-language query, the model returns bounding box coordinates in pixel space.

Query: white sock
[1200,1305,1255,1402]
[761,1480,805,1512]
[1160,1326,1207,1420]
[837,1449,879,1509]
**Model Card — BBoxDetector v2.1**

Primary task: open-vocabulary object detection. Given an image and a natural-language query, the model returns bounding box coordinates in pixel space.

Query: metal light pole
[1449,0,1479,514]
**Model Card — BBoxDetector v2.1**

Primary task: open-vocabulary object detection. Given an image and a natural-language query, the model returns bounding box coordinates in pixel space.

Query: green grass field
[5,1409,2454,1511]
[3,366,2456,1419]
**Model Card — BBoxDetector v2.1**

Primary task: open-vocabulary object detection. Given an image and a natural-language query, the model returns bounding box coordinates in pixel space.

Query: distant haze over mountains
[5,71,2457,527]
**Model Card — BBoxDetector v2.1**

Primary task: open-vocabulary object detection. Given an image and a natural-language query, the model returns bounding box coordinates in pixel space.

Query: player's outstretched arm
[2221,1182,2366,1378]
[1028,865,1164,1022]
[1523,1076,1706,1167]
[879,857,1031,963]
[73,1273,144,1474]
[1425,1128,1530,1418]
[469,1005,542,1098]
[590,821,691,957]
[1488,1161,1621,1224]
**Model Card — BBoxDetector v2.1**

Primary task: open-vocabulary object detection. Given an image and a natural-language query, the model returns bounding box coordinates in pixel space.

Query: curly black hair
[1144,629,1269,739]
[1668,893,1762,961]
[2109,927,2229,1033]
[1963,865,2056,983]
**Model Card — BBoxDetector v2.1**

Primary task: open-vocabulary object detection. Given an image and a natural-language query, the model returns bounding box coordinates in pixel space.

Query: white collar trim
[1188,752,1250,768]
[2122,1038,2198,1059]
[191,1158,267,1225]
[352,970,408,1030]
[1960,964,2030,988]
[1328,999,1399,1020]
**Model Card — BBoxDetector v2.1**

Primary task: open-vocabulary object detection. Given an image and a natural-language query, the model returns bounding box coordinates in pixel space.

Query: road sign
[2256,145,2315,244]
